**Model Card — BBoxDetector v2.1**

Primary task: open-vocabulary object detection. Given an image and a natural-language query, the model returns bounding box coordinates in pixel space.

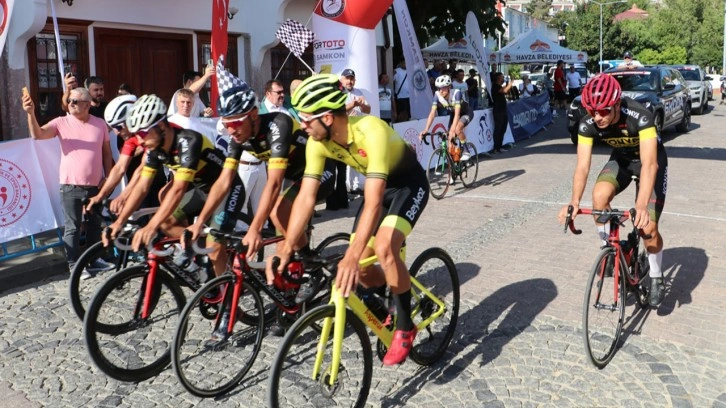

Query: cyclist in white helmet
[419,74,474,160]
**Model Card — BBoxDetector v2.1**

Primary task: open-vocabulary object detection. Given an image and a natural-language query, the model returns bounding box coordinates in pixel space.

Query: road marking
[457,193,726,222]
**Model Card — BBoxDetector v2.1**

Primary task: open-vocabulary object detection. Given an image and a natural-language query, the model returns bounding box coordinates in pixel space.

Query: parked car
[704,75,714,100]
[672,65,709,114]
[567,65,691,144]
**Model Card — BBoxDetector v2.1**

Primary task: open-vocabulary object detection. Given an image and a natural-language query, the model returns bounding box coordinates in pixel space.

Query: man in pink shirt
[22,87,114,272]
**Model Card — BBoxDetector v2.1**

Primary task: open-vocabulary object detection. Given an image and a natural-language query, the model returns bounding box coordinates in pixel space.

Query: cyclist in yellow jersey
[267,74,429,365]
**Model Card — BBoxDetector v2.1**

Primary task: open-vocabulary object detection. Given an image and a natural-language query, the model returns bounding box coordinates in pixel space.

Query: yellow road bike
[266,243,459,407]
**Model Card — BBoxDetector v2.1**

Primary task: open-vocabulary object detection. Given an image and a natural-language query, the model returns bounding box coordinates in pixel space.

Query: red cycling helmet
[581,74,621,111]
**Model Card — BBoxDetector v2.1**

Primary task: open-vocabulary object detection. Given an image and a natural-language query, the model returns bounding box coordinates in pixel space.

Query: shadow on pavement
[656,246,708,317]
[381,278,557,407]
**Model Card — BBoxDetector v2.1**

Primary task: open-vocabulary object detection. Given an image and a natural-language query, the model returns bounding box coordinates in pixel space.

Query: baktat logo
[0,159,32,228]
[448,39,468,48]
[321,0,345,18]
[503,53,511,62]
[413,69,428,91]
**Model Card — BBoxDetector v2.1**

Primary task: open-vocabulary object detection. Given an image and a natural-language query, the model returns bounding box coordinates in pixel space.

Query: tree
[404,0,506,41]
[525,0,554,22]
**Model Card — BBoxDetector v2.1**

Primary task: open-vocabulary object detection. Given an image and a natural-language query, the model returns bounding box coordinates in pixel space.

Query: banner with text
[392,0,433,119]
[312,0,393,117]
[0,140,59,243]
[506,92,552,142]
[465,11,492,101]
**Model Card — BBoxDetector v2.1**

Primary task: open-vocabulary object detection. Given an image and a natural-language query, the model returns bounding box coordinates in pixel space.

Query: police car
[567,65,691,144]
[672,65,709,114]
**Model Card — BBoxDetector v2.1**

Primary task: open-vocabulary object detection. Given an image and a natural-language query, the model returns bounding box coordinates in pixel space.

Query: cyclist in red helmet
[557,73,669,307]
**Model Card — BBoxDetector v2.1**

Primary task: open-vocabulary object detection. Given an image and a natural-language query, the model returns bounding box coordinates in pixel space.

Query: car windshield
[677,69,700,81]
[609,72,656,92]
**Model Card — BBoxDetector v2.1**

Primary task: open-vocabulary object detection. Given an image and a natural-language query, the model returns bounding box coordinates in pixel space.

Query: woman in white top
[518,74,537,98]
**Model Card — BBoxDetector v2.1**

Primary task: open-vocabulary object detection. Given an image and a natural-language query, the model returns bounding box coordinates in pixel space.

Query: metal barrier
[0,229,64,262]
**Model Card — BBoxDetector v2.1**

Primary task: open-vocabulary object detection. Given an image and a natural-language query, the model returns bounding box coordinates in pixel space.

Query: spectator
[378,72,394,124]
[22,87,114,273]
[553,60,568,115]
[452,69,469,102]
[167,88,219,148]
[721,79,726,105]
[566,65,582,103]
[448,59,459,72]
[340,68,371,116]
[466,69,480,110]
[168,67,215,117]
[490,63,499,84]
[258,79,300,121]
[428,60,445,91]
[393,60,410,122]
[61,75,107,120]
[518,73,538,98]
[618,51,643,69]
[117,83,134,96]
[491,72,513,154]
[543,72,555,105]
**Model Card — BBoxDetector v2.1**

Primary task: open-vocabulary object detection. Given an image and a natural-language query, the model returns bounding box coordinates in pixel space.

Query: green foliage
[405,0,506,41]
[638,49,661,65]
[525,0,554,21]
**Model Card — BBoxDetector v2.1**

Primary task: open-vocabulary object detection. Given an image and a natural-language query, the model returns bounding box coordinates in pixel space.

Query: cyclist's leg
[593,159,631,244]
[207,176,246,277]
[454,115,470,143]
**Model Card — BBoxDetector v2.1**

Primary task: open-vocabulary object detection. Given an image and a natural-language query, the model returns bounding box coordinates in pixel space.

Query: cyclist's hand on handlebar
[102,222,123,247]
[558,203,579,225]
[633,204,650,230]
[266,244,293,285]
[418,131,427,141]
[131,225,158,252]
[85,195,103,213]
[184,222,204,247]
[335,253,361,298]
[109,196,125,215]
[242,229,262,259]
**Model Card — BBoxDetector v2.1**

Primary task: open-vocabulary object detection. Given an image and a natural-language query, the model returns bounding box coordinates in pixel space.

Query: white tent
[494,29,587,65]
[422,38,481,61]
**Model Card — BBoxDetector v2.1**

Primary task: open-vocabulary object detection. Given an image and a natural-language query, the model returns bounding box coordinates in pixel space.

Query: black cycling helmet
[218,86,257,117]
[623,51,633,59]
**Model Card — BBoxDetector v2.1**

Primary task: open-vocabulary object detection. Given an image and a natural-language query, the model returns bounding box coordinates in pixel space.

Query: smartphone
[22,87,29,97]
[207,58,214,67]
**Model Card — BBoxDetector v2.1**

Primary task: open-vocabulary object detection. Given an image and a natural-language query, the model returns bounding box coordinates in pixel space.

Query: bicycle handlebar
[565,205,650,239]
[420,131,447,146]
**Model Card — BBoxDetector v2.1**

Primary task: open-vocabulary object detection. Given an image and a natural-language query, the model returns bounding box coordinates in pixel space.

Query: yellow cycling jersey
[303,115,417,183]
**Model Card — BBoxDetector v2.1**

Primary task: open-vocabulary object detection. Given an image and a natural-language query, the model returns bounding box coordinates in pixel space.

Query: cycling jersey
[432,88,472,119]
[304,115,419,186]
[577,98,659,161]
[239,112,308,181]
[578,97,668,222]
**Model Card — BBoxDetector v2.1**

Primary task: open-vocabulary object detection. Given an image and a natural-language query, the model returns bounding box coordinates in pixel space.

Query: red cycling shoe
[383,327,417,366]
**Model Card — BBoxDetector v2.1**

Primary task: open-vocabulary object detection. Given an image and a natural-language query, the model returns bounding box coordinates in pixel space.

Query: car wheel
[676,104,691,133]
[703,93,709,112]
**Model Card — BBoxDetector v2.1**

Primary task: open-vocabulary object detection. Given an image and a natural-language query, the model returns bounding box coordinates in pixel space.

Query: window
[196,32,239,107]
[26,20,90,125]
[270,42,314,93]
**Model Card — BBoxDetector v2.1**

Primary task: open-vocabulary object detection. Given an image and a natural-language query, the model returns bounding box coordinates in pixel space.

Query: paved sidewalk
[1,109,725,407]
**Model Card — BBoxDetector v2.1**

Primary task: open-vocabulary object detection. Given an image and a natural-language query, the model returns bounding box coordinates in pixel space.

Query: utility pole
[723,0,726,74]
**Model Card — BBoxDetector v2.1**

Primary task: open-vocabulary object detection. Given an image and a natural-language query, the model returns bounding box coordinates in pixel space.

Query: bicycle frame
[313,252,447,386]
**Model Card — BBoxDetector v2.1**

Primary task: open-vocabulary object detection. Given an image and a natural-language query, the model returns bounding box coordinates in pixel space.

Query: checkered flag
[275,19,315,58]
[216,55,248,97]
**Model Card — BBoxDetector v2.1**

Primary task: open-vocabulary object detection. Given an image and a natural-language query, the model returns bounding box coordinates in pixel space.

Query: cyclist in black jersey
[102,95,246,278]
[184,86,335,264]
[267,74,430,366]
[557,74,668,306]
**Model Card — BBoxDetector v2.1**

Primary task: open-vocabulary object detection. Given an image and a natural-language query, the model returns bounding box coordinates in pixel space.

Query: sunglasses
[66,98,90,105]
[270,90,285,95]
[298,110,331,124]
[587,107,615,117]
[221,115,250,129]
[135,118,165,138]
[111,124,125,132]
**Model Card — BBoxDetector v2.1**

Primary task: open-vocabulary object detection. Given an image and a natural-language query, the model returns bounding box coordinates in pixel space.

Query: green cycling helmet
[291,74,347,114]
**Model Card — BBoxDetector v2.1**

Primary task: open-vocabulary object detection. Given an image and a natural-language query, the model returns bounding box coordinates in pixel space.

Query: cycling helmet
[291,74,347,114]
[104,95,137,127]
[217,86,257,117]
[435,75,452,88]
[581,74,621,111]
[623,51,633,59]
[126,94,167,133]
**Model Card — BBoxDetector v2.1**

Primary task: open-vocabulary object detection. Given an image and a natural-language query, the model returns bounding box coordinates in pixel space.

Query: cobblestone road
[2,105,725,407]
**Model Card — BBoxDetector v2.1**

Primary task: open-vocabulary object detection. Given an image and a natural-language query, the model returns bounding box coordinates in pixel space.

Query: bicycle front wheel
[83,265,186,381]
[172,275,264,397]
[408,248,460,366]
[582,248,624,368]
[267,304,372,408]
[426,148,452,200]
[459,142,479,188]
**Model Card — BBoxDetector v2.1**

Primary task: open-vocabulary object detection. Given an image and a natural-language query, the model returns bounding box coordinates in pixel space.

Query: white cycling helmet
[126,94,167,133]
[104,95,137,127]
[435,75,452,88]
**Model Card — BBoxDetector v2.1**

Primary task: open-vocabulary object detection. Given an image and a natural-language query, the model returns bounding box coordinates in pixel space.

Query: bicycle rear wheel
[408,248,459,366]
[426,148,451,200]
[69,240,140,321]
[267,305,372,408]
[172,275,264,397]
[582,248,624,368]
[83,265,186,381]
[459,142,479,188]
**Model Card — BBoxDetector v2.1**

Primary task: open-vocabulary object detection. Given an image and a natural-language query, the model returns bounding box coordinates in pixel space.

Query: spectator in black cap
[618,51,642,69]
[466,69,480,110]
[340,68,371,116]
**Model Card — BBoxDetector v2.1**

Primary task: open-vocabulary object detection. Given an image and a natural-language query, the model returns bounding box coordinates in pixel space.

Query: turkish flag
[314,0,392,29]
[210,0,230,114]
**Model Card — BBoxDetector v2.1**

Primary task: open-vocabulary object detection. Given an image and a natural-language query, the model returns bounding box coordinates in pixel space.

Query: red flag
[210,0,230,114]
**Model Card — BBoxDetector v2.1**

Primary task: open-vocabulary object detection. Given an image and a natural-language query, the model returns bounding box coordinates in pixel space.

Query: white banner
[465,11,492,101]
[0,0,14,59]
[392,0,434,119]
[0,140,59,243]
[393,108,514,168]
[312,15,379,117]
[32,138,64,226]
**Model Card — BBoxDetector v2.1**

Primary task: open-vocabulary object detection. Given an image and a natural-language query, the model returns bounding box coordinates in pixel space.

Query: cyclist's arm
[450,104,461,137]
[420,106,437,138]
[107,167,154,231]
[190,167,235,229]
[635,132,658,226]
[570,140,594,207]
[94,153,132,199]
